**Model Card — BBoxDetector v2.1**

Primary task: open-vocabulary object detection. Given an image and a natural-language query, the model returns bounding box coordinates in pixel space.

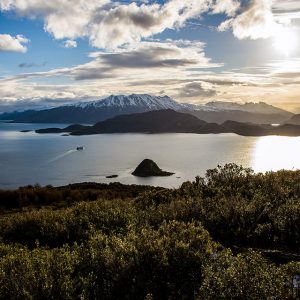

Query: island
[132,159,174,177]
[35,124,87,134]
[106,175,118,178]
[35,109,300,137]
[20,130,32,133]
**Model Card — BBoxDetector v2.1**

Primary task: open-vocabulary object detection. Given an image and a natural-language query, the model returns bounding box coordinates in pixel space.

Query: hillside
[36,109,300,137]
[0,164,299,299]
[78,109,220,134]
[188,109,292,124]
[202,101,289,115]
[35,110,223,135]
[286,114,300,125]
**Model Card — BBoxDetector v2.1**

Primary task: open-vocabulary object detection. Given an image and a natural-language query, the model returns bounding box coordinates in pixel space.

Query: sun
[273,27,298,57]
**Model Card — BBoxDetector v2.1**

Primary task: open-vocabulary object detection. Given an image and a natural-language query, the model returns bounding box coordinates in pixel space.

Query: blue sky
[0,0,300,112]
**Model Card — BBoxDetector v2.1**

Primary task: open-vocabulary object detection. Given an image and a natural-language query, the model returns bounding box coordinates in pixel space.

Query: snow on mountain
[74,94,183,111]
[73,94,289,116]
[2,94,292,125]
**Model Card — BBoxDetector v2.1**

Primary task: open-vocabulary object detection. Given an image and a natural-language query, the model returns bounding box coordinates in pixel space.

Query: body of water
[1,122,300,189]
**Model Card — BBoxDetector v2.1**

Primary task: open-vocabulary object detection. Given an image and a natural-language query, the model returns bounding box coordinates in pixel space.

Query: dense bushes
[199,250,300,299]
[0,200,136,248]
[174,164,300,251]
[0,182,161,210]
[76,221,217,299]
[0,164,299,299]
[0,221,217,299]
[0,244,77,299]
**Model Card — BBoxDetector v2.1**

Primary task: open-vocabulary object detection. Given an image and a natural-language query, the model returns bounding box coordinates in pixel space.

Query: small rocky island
[132,159,174,177]
[106,175,118,179]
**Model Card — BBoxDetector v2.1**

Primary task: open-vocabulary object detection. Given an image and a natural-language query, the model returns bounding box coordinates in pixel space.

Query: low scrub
[0,164,299,299]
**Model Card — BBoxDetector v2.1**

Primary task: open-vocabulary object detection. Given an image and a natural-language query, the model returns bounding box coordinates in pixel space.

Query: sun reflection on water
[252,136,300,173]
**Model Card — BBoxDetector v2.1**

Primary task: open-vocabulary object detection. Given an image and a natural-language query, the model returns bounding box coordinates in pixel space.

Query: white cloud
[272,0,300,23]
[0,0,110,40]
[211,0,240,17]
[64,40,77,48]
[95,0,212,47]
[273,1,300,14]
[0,40,220,82]
[179,81,217,98]
[0,0,299,48]
[0,34,29,52]
[218,0,281,39]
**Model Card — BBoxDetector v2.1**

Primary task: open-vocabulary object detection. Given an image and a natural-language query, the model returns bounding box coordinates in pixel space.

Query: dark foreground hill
[36,109,300,137]
[0,164,299,299]
[74,109,222,135]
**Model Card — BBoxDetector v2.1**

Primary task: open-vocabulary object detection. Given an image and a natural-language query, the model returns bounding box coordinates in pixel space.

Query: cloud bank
[1,0,297,49]
[219,0,281,39]
[0,0,213,49]
[179,82,217,98]
[1,40,220,82]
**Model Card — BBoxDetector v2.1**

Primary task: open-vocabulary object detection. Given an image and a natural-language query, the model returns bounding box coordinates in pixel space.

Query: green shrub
[0,244,78,299]
[199,250,289,299]
[0,164,299,299]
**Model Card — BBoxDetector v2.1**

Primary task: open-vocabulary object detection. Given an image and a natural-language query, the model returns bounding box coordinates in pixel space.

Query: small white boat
[76,146,84,151]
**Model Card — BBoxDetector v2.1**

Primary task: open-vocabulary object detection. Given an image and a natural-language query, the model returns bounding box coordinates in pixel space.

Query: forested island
[35,110,300,137]
[0,164,299,299]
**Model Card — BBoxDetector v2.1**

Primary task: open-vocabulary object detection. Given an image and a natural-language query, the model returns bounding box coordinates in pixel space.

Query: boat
[76,146,84,151]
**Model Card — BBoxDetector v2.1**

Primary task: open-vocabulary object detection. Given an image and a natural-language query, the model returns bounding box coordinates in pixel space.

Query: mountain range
[36,109,300,137]
[0,94,294,125]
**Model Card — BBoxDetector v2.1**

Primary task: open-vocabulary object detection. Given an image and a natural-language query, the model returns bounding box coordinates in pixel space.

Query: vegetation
[0,164,299,299]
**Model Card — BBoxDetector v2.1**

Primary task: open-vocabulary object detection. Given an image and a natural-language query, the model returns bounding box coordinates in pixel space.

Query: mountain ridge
[1,94,293,125]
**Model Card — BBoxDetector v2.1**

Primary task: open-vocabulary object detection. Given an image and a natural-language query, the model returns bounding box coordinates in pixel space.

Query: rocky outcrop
[132,159,174,177]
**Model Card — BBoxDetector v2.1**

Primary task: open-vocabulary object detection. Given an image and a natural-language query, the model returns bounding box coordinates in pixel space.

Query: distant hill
[36,109,300,137]
[0,110,37,121]
[187,109,292,125]
[200,101,289,115]
[1,94,293,125]
[286,114,300,125]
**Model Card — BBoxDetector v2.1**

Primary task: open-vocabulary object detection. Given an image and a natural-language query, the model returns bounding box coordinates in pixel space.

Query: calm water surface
[1,122,300,189]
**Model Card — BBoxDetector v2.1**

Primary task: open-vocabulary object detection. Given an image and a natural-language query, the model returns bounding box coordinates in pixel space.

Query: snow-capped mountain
[1,94,293,124]
[74,94,183,111]
[2,94,187,124]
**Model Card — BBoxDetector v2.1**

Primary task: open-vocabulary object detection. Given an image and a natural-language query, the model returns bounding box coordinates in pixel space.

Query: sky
[0,0,300,112]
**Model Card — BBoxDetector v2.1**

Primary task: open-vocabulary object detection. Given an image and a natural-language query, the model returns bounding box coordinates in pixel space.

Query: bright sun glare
[273,27,298,57]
